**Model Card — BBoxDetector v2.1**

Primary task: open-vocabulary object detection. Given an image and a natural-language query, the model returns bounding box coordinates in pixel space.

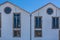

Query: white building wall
[0,2,59,40]
[0,2,30,40]
[31,4,59,40]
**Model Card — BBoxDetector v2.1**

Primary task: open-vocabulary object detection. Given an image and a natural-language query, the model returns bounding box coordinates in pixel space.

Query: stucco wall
[31,4,59,40]
[0,2,30,40]
[0,2,59,40]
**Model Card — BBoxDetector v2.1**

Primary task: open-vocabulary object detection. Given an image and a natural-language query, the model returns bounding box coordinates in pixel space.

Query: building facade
[0,1,30,40]
[0,1,60,40]
[31,3,60,40]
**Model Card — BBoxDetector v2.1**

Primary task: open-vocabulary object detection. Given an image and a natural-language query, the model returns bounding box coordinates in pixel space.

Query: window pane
[17,14,20,28]
[0,29,1,37]
[35,17,42,28]
[13,30,21,37]
[35,17,39,28]
[47,8,53,15]
[35,30,42,37]
[14,14,17,28]
[0,13,1,28]
[4,7,11,14]
[52,17,59,29]
[52,18,55,28]
[0,13,1,37]
[39,17,42,28]
[14,13,20,28]
[56,18,59,28]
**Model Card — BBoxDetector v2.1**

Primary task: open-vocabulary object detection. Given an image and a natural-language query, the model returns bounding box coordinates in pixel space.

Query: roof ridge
[0,1,30,14]
[32,2,60,13]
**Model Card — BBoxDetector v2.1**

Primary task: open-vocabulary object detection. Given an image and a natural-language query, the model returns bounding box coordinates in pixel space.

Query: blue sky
[0,0,60,12]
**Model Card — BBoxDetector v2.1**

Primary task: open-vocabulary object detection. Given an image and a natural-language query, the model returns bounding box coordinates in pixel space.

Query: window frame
[34,16,42,29]
[13,13,21,28]
[34,30,42,37]
[4,7,12,14]
[13,30,21,37]
[34,16,42,37]
[13,13,21,37]
[52,17,59,29]
[47,8,53,15]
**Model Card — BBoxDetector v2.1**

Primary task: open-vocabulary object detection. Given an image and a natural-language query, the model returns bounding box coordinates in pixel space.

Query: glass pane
[14,14,17,28]
[0,29,1,37]
[52,17,59,29]
[39,17,42,28]
[52,18,55,28]
[0,13,1,28]
[35,17,42,28]
[47,8,53,14]
[14,13,20,28]
[35,30,42,37]
[35,17,39,28]
[17,14,20,28]
[13,30,20,37]
[56,18,59,28]
[4,7,11,14]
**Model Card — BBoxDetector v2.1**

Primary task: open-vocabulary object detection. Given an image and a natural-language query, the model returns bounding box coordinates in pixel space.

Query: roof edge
[32,2,60,14]
[0,1,30,14]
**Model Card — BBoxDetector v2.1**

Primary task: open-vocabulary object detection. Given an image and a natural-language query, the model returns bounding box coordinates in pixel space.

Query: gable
[0,1,30,14]
[32,3,59,14]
